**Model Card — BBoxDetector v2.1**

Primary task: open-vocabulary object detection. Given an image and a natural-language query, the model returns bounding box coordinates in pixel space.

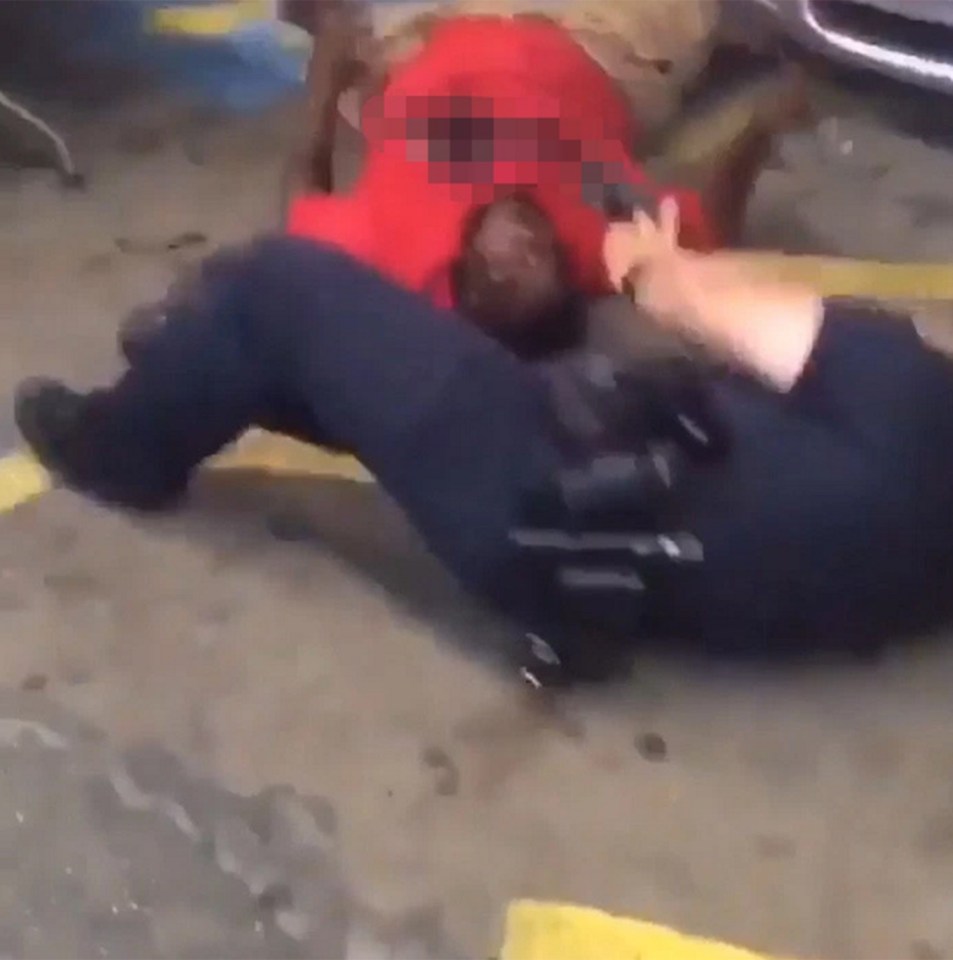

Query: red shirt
[287,16,714,310]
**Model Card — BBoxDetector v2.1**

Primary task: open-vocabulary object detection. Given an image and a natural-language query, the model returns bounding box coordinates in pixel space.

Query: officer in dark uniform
[16,210,953,684]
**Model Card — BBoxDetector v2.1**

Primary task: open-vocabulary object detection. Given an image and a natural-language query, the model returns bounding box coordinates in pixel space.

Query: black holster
[508,349,728,686]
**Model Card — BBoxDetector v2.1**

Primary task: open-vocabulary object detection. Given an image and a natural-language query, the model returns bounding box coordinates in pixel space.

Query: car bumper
[754,0,953,93]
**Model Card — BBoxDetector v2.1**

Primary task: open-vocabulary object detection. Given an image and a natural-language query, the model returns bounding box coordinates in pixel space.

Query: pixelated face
[407,96,579,188]
[371,91,616,199]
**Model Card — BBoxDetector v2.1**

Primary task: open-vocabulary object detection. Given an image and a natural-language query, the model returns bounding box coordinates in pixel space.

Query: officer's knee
[118,305,166,365]
[245,235,363,288]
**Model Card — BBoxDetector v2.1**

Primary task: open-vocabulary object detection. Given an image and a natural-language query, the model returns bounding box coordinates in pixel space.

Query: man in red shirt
[285,14,716,301]
[121,14,719,368]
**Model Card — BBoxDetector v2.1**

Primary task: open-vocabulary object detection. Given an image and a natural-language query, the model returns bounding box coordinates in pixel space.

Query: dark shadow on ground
[122,465,953,689]
[139,467,525,676]
[804,57,953,148]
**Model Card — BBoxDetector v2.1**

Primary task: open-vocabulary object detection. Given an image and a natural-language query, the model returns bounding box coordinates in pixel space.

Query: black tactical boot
[14,377,186,512]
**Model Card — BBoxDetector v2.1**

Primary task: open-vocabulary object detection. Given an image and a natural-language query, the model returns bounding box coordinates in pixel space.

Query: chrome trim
[781,0,953,93]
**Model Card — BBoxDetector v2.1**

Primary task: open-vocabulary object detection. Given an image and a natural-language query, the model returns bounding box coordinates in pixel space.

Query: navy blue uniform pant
[87,237,953,652]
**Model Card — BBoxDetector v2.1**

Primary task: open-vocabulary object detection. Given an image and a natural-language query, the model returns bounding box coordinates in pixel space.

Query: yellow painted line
[736,254,953,302]
[0,432,371,515]
[147,1,273,37]
[0,452,51,514]
[210,430,373,483]
[500,901,789,960]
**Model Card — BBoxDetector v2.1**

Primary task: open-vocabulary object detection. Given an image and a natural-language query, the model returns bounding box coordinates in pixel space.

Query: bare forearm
[623,254,825,391]
[715,285,824,390]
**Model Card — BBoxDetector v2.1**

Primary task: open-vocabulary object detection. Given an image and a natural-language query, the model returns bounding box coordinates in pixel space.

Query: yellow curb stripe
[0,433,372,515]
[210,431,373,482]
[147,1,273,37]
[0,452,52,514]
[736,254,953,302]
[500,900,788,960]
